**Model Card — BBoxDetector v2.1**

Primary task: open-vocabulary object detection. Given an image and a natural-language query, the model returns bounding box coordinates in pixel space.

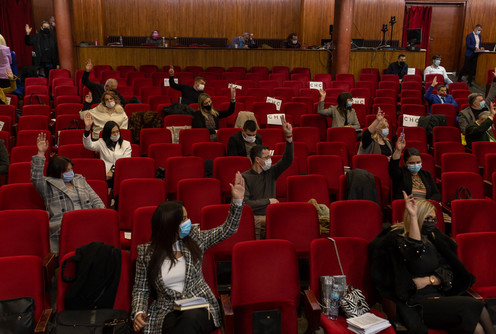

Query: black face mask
[422,221,437,233]
[399,61,405,66]
[42,28,50,34]
[203,105,212,111]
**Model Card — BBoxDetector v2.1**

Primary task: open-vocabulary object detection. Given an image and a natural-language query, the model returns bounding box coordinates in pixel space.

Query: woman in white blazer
[83,113,132,184]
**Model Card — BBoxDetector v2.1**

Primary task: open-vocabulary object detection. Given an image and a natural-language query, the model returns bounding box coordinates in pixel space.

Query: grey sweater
[241,141,293,215]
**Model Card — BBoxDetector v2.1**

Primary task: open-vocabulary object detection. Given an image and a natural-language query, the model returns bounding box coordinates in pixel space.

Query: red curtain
[0,0,34,69]
[401,6,432,67]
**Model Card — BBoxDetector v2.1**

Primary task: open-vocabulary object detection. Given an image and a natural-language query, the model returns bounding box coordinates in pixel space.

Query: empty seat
[287,174,330,205]
[113,157,155,198]
[451,199,496,236]
[165,156,204,198]
[441,172,484,208]
[330,200,383,242]
[178,128,211,155]
[177,178,222,224]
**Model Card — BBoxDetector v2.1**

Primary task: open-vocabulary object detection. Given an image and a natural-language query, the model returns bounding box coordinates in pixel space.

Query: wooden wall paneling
[71,0,104,45]
[475,53,496,88]
[299,0,335,47]
[31,0,54,29]
[352,0,406,41]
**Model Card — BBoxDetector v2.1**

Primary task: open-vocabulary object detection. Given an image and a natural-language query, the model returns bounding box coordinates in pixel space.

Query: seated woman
[192,87,236,141]
[388,133,440,201]
[83,114,132,185]
[80,91,128,140]
[370,193,495,334]
[132,172,245,333]
[145,30,163,46]
[358,107,392,157]
[317,90,360,129]
[31,133,105,253]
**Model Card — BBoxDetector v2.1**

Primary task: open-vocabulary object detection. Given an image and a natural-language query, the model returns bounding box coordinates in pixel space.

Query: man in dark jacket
[25,21,59,77]
[82,59,128,106]
[227,120,262,157]
[168,65,205,105]
[465,109,496,148]
[386,54,408,79]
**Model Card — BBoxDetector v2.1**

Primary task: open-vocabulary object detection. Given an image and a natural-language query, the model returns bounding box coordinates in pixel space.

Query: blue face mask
[62,170,74,183]
[434,60,441,66]
[381,128,389,137]
[347,101,353,108]
[480,100,486,109]
[179,219,191,239]
[407,163,422,174]
[475,30,481,35]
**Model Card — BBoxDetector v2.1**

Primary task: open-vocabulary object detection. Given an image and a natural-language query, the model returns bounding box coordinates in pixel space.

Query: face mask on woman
[62,170,74,183]
[179,219,192,239]
[407,163,422,174]
[110,134,120,142]
[347,101,353,108]
[434,60,441,66]
[153,33,159,38]
[106,101,116,108]
[381,128,389,137]
[203,105,212,111]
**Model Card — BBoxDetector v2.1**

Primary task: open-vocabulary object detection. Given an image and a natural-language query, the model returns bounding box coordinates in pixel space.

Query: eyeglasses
[424,216,438,223]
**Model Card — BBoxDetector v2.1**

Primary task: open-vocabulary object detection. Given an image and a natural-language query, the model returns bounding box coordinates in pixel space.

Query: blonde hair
[392,199,436,237]
[0,35,6,46]
[198,93,218,119]
[371,119,390,143]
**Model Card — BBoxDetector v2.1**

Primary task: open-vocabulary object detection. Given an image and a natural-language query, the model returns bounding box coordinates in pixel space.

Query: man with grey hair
[465,103,496,148]
[82,58,128,106]
[458,67,496,135]
[229,32,257,48]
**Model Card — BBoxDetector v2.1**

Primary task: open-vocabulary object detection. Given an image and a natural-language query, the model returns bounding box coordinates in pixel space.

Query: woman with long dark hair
[132,172,245,333]
[83,114,132,183]
[317,90,360,129]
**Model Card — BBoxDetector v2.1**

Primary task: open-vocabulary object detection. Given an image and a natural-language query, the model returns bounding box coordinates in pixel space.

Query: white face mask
[197,84,205,91]
[110,134,120,142]
[106,101,116,108]
[260,158,272,171]
[292,39,298,44]
[243,134,256,143]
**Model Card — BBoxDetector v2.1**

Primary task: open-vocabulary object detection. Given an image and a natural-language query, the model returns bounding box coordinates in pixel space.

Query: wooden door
[427,4,465,72]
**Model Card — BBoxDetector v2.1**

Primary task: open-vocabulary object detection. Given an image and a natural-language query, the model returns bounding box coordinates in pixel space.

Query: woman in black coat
[369,193,494,334]
[388,133,440,201]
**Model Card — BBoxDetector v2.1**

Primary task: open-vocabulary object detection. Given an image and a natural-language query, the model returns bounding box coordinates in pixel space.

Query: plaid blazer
[132,202,244,333]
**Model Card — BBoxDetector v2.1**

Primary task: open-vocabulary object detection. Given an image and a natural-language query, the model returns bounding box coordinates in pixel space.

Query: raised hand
[230,86,236,101]
[84,113,93,131]
[281,115,292,136]
[395,132,406,152]
[85,59,93,72]
[403,190,417,217]
[36,132,49,155]
[230,171,245,200]
[169,65,175,76]
[431,76,437,87]
[6,69,13,80]
[25,24,32,35]
[84,92,93,103]
[319,89,326,101]
[376,107,384,121]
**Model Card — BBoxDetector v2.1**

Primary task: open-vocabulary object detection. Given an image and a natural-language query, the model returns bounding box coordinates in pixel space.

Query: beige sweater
[80,103,128,140]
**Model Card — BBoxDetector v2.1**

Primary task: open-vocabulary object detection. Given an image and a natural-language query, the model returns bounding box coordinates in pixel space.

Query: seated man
[459,70,496,135]
[82,59,128,106]
[424,77,457,109]
[281,33,301,49]
[227,120,262,157]
[229,33,257,49]
[465,106,496,148]
[386,54,408,79]
[242,117,293,239]
[423,55,453,85]
[168,65,205,105]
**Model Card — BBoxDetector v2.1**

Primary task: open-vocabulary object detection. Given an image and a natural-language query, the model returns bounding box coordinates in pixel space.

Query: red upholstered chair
[18,115,50,131]
[373,96,396,105]
[139,86,162,104]
[54,103,83,117]
[118,178,166,248]
[177,178,221,224]
[397,126,427,150]
[304,238,395,334]
[124,103,151,117]
[472,142,496,168]
[433,142,465,166]
[307,155,344,197]
[326,127,358,162]
[256,128,285,150]
[300,114,328,141]
[56,250,131,312]
[59,209,120,263]
[275,141,308,174]
[391,199,445,232]
[150,95,172,112]
[227,67,247,73]
[117,65,136,76]
[10,146,46,163]
[0,104,16,120]
[16,129,52,148]
[448,82,469,91]
[216,128,240,146]
[25,85,49,96]
[222,72,244,82]
[22,104,51,117]
[165,156,204,198]
[352,154,391,205]
[139,128,172,156]
[139,65,159,76]
[23,94,50,106]
[432,126,461,143]
[314,73,333,88]
[200,204,255,263]
[287,174,330,205]
[270,155,299,201]
[192,142,226,160]
[72,158,106,181]
[252,102,276,128]
[266,203,320,258]
[457,232,496,299]
[130,206,156,262]
[298,88,321,103]
[375,89,396,100]
[330,200,383,242]
[86,179,109,208]
[451,199,496,237]
[90,65,112,81]
[250,66,269,79]
[57,129,84,146]
[293,127,320,154]
[335,73,354,88]
[222,240,300,334]
[147,143,183,170]
[316,142,349,166]
[441,172,484,209]
[25,77,48,86]
[0,256,52,328]
[484,154,496,181]
[112,157,155,198]
[441,153,478,174]
[400,104,426,117]
[258,80,281,95]
[8,162,39,183]
[57,144,95,159]
[53,85,78,99]
[178,128,210,155]
[213,156,251,201]
[378,81,399,95]
[0,183,45,210]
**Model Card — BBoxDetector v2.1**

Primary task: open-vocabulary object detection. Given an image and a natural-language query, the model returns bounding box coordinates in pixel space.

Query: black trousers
[162,308,215,334]
[458,53,479,83]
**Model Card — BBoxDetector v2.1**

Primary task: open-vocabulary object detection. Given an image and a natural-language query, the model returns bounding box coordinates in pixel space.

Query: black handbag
[252,309,281,334]
[0,297,35,334]
[446,187,472,208]
[55,309,131,334]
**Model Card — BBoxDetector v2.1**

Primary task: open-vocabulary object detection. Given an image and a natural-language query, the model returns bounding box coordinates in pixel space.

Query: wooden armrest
[42,252,56,283]
[34,308,53,333]
[466,288,483,301]
[303,289,321,334]
[220,294,234,334]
